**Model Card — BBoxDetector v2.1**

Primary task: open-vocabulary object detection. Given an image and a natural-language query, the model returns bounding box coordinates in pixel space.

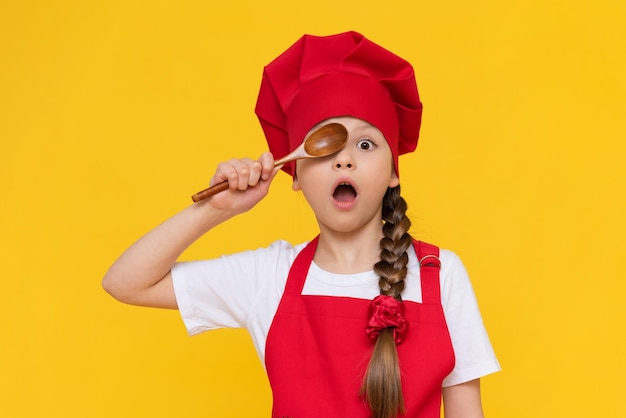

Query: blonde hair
[361,185,412,418]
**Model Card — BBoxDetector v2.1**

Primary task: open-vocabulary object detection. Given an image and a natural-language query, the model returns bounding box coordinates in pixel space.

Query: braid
[361,185,412,418]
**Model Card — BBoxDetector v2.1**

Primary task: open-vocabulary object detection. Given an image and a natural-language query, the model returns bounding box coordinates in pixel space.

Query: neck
[314,222,384,274]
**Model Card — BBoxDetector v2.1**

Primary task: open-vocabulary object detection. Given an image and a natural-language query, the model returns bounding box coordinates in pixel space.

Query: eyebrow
[352,123,382,136]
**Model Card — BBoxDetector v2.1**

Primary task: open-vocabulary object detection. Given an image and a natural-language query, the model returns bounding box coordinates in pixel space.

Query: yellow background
[1,1,625,417]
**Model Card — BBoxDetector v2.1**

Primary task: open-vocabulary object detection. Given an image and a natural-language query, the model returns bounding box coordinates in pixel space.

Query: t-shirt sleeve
[170,241,295,336]
[440,251,501,386]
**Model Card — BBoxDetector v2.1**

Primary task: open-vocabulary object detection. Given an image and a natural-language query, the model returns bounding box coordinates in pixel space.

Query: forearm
[102,200,233,307]
[103,152,278,308]
[442,379,484,418]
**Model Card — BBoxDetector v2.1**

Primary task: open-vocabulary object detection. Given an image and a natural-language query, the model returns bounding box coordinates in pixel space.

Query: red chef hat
[255,31,422,176]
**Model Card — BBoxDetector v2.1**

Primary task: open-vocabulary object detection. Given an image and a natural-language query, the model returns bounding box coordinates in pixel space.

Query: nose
[332,148,355,170]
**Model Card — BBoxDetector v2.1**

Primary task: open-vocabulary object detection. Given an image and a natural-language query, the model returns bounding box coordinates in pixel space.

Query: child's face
[293,116,399,234]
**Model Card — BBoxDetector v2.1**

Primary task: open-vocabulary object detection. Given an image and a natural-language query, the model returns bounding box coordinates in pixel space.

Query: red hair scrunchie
[365,295,408,344]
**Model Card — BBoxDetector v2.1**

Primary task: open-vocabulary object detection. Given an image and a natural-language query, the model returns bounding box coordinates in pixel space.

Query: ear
[292,173,301,191]
[388,170,400,188]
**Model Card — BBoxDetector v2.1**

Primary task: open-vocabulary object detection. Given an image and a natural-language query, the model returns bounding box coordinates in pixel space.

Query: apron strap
[283,236,319,296]
[415,240,442,304]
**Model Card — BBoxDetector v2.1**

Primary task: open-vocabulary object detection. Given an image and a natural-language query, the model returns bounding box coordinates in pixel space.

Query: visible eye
[356,138,376,150]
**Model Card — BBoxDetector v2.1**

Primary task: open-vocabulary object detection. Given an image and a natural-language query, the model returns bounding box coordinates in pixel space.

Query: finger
[245,158,264,187]
[212,161,237,187]
[256,164,283,197]
[259,152,275,181]
[228,158,252,191]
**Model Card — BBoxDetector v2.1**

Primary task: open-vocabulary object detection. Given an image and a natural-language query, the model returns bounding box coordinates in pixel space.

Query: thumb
[259,165,283,193]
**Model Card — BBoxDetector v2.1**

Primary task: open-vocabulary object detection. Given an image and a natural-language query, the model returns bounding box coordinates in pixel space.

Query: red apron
[265,237,455,417]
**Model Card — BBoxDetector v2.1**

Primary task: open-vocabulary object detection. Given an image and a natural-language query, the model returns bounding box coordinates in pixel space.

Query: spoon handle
[191,181,231,202]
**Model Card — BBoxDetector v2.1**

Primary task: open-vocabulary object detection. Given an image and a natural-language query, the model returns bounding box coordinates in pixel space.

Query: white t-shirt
[172,240,501,387]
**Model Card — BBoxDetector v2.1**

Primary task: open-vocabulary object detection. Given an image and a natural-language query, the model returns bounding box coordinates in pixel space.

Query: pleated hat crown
[255,31,423,176]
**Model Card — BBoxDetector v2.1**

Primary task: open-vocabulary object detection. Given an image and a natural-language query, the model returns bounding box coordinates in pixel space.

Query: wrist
[190,198,237,230]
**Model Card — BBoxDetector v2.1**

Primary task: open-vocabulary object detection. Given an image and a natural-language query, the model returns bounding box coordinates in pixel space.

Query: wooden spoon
[191,123,348,202]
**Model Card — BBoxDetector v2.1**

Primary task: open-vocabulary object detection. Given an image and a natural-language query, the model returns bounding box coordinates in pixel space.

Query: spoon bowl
[191,123,348,202]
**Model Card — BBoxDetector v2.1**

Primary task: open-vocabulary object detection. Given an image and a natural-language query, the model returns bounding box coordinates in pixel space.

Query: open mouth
[333,182,358,202]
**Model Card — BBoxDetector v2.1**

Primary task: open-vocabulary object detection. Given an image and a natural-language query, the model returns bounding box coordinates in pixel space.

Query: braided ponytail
[361,185,413,418]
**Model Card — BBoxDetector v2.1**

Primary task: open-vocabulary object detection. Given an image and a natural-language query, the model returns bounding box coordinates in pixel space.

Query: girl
[103,31,500,418]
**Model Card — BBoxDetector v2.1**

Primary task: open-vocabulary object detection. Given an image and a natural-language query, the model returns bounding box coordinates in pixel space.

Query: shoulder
[172,239,309,287]
[236,240,309,290]
[439,249,466,277]
[204,239,308,265]
[246,239,309,268]
[409,242,467,279]
[437,248,474,302]
[408,243,473,303]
